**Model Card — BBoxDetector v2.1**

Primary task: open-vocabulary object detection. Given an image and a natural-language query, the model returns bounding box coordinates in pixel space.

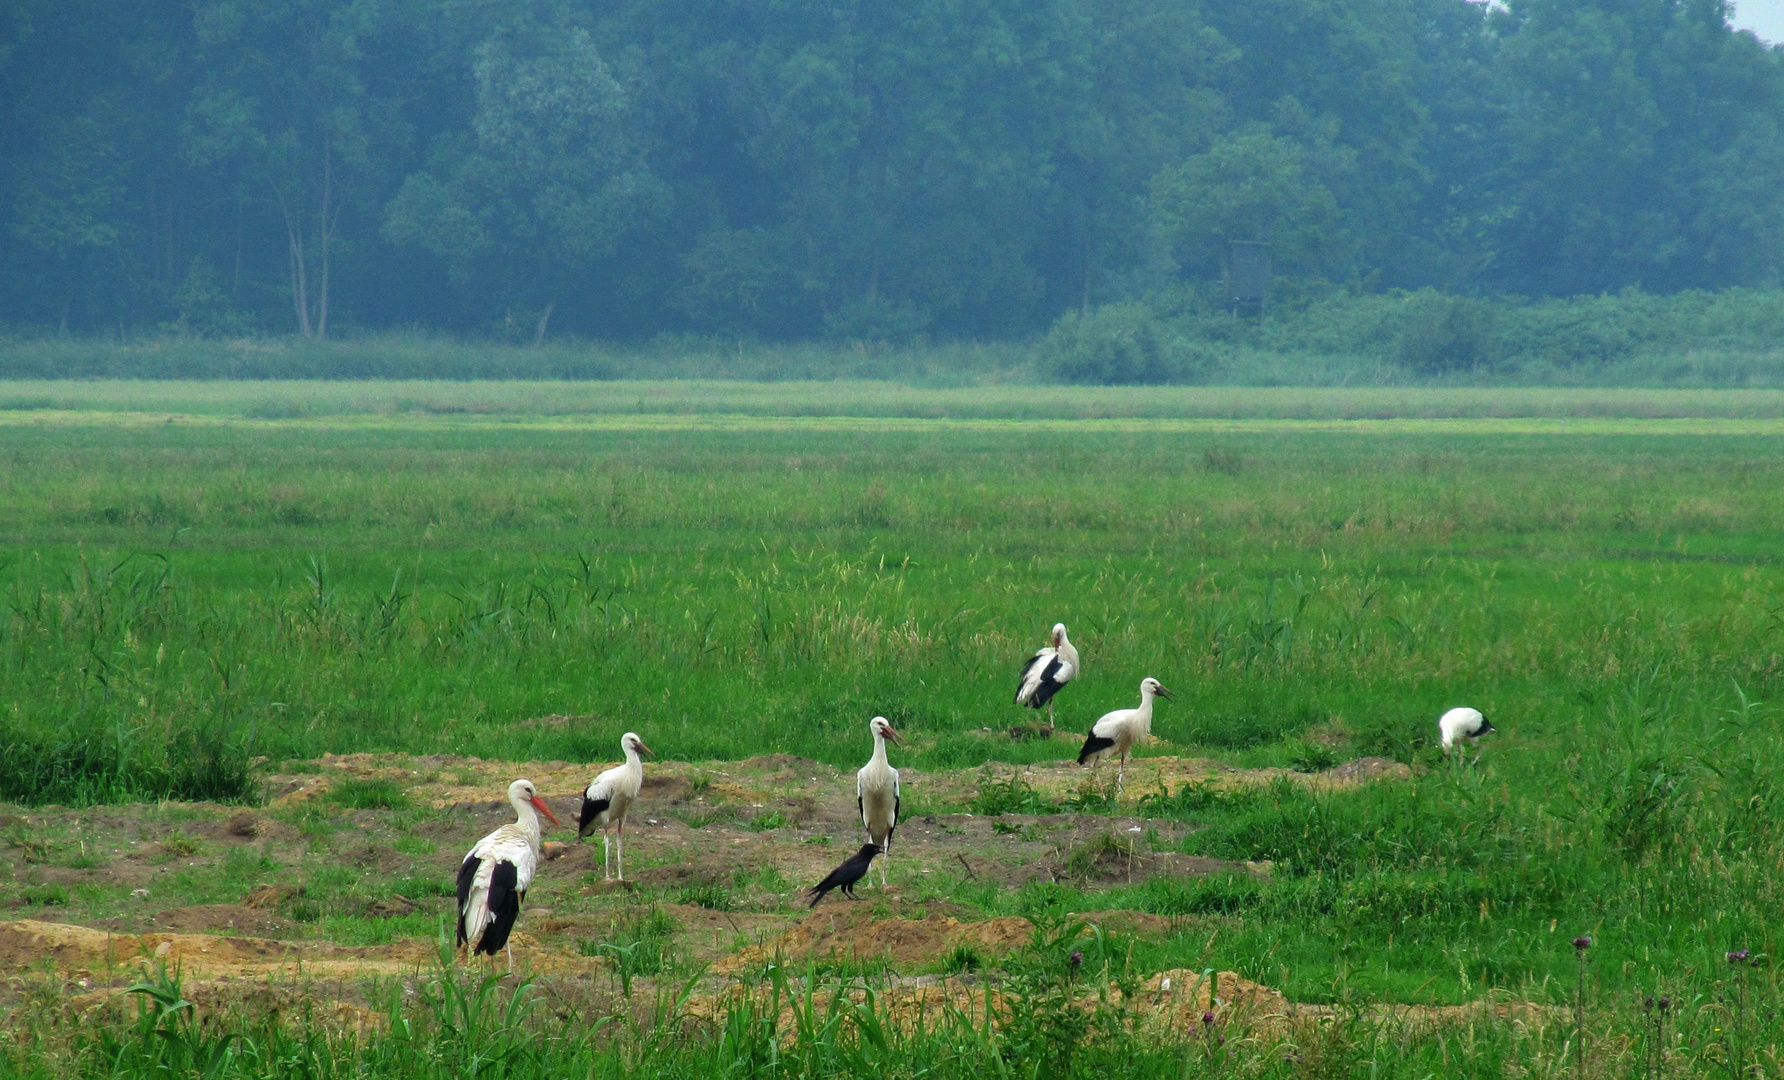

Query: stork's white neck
[869,731,890,767]
[1134,687,1156,731]
[622,744,643,772]
[509,794,543,846]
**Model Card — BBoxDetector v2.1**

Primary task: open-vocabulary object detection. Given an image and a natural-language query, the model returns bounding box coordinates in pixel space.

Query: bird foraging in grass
[1015,623,1079,727]
[457,778,560,971]
[578,732,652,881]
[1078,677,1174,790]
[857,716,902,888]
[808,843,881,907]
[1439,707,1495,756]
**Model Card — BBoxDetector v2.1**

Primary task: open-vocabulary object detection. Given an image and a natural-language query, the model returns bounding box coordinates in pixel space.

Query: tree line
[3,0,1781,345]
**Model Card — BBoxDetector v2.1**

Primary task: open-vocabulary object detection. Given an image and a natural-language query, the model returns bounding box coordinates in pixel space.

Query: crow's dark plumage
[808,843,880,907]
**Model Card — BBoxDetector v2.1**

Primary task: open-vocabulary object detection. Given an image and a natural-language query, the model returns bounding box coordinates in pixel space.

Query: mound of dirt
[0,919,600,982]
[1143,968,1293,1026]
[716,905,1034,973]
[134,903,300,937]
[1007,754,1412,801]
[1070,909,1178,937]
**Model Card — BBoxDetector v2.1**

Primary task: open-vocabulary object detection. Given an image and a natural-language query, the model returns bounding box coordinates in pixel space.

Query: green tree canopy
[0,0,1780,338]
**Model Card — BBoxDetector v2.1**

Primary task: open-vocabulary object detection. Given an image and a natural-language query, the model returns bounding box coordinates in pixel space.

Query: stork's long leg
[507,942,513,974]
[616,818,625,882]
[602,832,612,881]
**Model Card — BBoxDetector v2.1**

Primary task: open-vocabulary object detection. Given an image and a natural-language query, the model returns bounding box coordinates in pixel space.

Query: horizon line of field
[8,409,1784,436]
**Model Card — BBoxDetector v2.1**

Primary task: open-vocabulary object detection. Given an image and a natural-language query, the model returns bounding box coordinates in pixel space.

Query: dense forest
[3,0,1782,348]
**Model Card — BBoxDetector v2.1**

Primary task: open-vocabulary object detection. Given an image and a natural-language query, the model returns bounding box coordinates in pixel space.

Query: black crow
[808,843,880,907]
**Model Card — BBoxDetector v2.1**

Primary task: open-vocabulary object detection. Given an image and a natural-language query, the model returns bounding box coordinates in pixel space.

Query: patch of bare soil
[110,904,302,938]
[1,750,1442,1031]
[716,903,1035,973]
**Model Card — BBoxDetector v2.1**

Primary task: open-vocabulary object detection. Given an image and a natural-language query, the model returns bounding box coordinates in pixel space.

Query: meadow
[2,383,1782,1077]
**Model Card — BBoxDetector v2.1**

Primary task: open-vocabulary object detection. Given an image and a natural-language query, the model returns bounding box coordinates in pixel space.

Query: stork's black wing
[578,795,611,838]
[473,860,522,956]
[1014,650,1050,704]
[1026,657,1068,709]
[455,855,480,947]
[1078,732,1115,765]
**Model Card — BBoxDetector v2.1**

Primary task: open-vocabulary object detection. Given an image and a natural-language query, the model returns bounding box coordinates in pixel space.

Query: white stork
[857,716,902,888]
[578,731,652,881]
[1077,677,1175,789]
[456,778,560,971]
[1439,707,1496,755]
[1015,623,1080,726]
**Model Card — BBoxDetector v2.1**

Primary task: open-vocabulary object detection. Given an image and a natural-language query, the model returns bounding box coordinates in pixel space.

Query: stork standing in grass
[857,717,902,888]
[1078,677,1175,790]
[1014,623,1080,728]
[578,732,652,881]
[1439,707,1495,758]
[457,778,560,971]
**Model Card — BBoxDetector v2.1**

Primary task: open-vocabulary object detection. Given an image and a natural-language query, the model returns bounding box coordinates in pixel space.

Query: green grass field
[2,383,1781,1077]
[8,378,1784,419]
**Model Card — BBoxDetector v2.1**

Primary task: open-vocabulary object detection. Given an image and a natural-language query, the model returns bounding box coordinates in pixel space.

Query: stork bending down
[1078,677,1175,790]
[578,732,652,881]
[857,716,902,888]
[1439,707,1496,758]
[1015,623,1079,727]
[457,778,560,971]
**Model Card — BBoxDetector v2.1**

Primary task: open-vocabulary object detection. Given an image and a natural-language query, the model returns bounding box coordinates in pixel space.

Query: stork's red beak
[1155,684,1176,702]
[637,741,655,758]
[531,796,561,826]
[885,726,904,745]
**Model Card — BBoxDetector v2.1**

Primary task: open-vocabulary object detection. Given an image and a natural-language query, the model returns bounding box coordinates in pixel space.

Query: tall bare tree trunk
[231,194,245,302]
[534,301,554,344]
[282,202,313,339]
[316,142,333,340]
[1081,236,1092,315]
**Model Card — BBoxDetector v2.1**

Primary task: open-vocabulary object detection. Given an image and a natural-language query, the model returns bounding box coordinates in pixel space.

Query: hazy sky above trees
[1731,0,1784,40]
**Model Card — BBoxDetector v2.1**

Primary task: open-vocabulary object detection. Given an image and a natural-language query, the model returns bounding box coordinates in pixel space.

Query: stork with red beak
[857,716,903,888]
[456,778,560,971]
[578,732,653,881]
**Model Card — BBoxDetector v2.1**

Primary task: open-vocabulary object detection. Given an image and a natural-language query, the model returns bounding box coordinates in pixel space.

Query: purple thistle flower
[1658,996,1670,1011]
[1728,948,1751,965]
[1202,1011,1215,1025]
[1068,950,1082,970]
[1572,936,1591,951]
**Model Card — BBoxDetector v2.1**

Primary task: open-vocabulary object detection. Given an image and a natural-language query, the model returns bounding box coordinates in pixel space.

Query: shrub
[326,777,411,811]
[674,884,735,911]
[1043,303,1206,384]
[0,720,258,808]
[971,767,1056,815]
[1396,291,1497,373]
